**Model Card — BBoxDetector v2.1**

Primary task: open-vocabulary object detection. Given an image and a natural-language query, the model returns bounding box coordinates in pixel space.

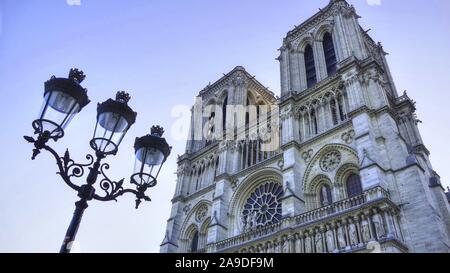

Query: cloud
[367,0,382,6]
[66,0,81,6]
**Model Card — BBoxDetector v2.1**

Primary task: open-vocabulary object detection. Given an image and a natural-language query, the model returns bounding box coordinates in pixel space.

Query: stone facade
[160,0,450,253]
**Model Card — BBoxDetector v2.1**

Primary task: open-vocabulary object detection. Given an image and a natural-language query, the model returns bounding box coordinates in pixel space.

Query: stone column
[297,51,307,91]
[290,50,301,91]
[313,39,327,81]
[279,46,290,96]
[281,147,305,217]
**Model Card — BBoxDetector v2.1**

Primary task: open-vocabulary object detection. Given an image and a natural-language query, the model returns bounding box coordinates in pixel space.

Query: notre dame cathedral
[160,0,450,253]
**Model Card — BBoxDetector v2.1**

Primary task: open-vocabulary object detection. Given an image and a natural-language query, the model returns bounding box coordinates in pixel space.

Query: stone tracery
[241,182,283,231]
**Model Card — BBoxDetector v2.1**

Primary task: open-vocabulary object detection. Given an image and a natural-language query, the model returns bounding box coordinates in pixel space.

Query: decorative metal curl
[98,162,124,201]
[62,151,94,179]
[25,134,153,209]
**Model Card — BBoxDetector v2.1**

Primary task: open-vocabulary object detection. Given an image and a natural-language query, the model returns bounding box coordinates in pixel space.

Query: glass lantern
[34,69,90,139]
[90,91,137,156]
[132,126,171,187]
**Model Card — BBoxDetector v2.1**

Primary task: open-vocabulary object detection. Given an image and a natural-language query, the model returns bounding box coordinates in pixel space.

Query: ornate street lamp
[24,69,171,253]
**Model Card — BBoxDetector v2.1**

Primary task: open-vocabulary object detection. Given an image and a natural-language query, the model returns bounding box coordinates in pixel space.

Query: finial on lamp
[151,125,164,137]
[68,68,86,83]
[116,91,131,104]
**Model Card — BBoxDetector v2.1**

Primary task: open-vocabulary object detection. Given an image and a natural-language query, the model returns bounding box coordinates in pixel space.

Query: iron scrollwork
[24,135,151,209]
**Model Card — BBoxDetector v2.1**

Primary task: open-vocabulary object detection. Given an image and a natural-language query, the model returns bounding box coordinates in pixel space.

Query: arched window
[190,231,199,252]
[206,112,215,146]
[245,97,250,127]
[319,184,333,207]
[222,96,228,133]
[346,174,363,197]
[242,182,283,230]
[304,45,317,88]
[323,33,337,76]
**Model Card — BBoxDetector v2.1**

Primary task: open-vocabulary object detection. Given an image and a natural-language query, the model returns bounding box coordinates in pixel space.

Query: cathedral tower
[161,0,450,253]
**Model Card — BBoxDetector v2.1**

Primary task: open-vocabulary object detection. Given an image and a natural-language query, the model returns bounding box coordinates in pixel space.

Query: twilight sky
[0,0,449,252]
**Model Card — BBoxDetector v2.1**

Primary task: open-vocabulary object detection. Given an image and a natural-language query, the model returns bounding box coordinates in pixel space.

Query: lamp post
[24,68,171,253]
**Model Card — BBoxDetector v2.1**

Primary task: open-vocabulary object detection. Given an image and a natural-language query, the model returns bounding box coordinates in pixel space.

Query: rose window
[242,182,283,230]
[195,204,208,222]
[320,150,342,172]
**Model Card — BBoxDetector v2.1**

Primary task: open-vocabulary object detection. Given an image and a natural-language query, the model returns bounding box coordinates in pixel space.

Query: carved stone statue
[348,222,358,246]
[257,244,265,253]
[337,223,347,249]
[265,241,273,253]
[315,232,323,253]
[275,240,282,253]
[241,214,248,232]
[295,234,303,253]
[321,186,330,206]
[251,211,258,229]
[282,237,290,253]
[326,229,335,252]
[305,236,312,253]
[361,219,371,243]
[372,213,385,239]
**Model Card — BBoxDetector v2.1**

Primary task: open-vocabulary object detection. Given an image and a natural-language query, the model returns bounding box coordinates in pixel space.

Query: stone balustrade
[212,186,405,253]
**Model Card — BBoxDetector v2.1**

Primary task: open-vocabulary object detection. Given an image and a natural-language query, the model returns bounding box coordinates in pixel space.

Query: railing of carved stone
[193,248,207,253]
[214,186,392,252]
[215,222,283,251]
[294,186,389,225]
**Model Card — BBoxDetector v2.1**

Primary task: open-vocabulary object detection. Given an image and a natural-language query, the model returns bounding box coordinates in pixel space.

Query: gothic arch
[335,163,361,198]
[179,200,212,247]
[314,23,335,42]
[247,90,257,105]
[302,144,359,194]
[218,89,228,105]
[297,36,314,53]
[181,223,199,252]
[306,174,334,210]
[228,168,283,237]
[204,97,217,107]
[307,174,332,194]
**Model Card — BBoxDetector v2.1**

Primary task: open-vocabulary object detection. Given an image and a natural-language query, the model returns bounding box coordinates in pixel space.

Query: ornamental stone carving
[302,149,314,162]
[326,228,335,252]
[315,232,323,253]
[337,222,347,249]
[320,150,342,172]
[242,182,283,231]
[361,217,371,243]
[305,235,312,253]
[348,221,358,246]
[183,204,191,215]
[341,130,355,144]
[372,211,386,240]
[195,204,209,222]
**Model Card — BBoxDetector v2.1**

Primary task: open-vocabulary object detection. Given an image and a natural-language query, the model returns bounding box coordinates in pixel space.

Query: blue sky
[0,0,449,252]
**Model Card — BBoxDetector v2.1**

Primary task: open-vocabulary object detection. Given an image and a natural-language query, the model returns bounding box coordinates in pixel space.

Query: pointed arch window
[323,33,337,76]
[190,231,199,252]
[346,174,363,197]
[222,96,228,133]
[206,112,215,146]
[245,97,250,127]
[304,45,317,88]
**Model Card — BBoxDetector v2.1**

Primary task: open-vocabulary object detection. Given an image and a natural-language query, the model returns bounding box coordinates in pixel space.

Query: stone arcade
[161,0,450,253]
